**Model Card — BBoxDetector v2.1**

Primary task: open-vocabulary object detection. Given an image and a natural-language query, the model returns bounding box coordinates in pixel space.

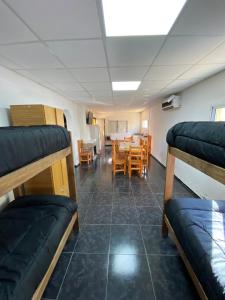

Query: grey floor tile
[113,192,135,206]
[148,255,198,300]
[85,205,112,224]
[58,254,108,300]
[76,192,93,206]
[63,228,79,253]
[91,192,113,206]
[110,225,145,254]
[134,193,159,207]
[107,254,155,300]
[137,206,162,225]
[112,206,138,224]
[141,226,177,255]
[77,205,88,224]
[43,253,72,299]
[75,225,110,254]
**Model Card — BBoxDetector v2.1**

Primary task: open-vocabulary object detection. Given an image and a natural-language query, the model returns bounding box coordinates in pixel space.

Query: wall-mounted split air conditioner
[162,95,180,110]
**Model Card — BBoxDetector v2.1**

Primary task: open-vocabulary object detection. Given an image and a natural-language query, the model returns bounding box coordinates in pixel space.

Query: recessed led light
[112,81,141,91]
[102,0,186,36]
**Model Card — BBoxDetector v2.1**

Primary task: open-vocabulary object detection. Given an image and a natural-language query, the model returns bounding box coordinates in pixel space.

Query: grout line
[55,252,74,300]
[105,199,113,300]
[132,187,157,300]
[55,226,80,300]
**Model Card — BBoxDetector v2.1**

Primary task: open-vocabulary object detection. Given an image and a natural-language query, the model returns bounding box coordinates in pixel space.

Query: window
[211,106,225,121]
[142,120,148,129]
[108,120,128,134]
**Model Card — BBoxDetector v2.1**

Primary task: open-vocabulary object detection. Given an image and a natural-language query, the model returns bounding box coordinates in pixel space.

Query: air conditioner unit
[162,95,180,110]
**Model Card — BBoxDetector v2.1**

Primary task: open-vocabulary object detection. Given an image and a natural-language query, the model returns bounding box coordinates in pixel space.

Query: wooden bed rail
[0,146,72,198]
[169,147,225,185]
[162,145,213,300]
[163,146,225,234]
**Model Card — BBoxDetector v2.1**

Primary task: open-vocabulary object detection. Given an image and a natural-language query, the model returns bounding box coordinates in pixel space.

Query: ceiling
[0,0,225,112]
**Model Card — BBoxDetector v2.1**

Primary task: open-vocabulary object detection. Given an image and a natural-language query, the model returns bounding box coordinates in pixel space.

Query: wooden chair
[112,141,126,176]
[141,139,149,172]
[77,140,92,164]
[148,135,152,156]
[128,146,143,178]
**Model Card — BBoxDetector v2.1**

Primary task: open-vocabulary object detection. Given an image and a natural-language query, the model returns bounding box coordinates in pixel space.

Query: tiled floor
[42,148,199,300]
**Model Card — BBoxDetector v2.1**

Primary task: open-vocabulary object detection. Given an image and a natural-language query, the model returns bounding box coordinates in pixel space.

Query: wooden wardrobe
[10,104,70,196]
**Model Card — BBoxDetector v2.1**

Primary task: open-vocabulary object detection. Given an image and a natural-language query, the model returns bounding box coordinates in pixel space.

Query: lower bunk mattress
[165,198,225,300]
[166,121,225,168]
[0,195,77,300]
[0,125,71,177]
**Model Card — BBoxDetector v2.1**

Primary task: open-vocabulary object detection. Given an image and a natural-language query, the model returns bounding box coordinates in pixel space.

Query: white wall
[148,70,225,199]
[0,65,90,165]
[140,108,150,134]
[94,111,141,135]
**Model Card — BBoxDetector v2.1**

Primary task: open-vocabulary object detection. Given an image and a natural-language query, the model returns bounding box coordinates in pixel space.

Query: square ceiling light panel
[102,0,187,36]
[112,81,141,91]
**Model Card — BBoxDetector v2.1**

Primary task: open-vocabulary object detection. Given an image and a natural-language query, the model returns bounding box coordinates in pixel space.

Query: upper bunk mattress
[167,121,225,168]
[0,125,70,176]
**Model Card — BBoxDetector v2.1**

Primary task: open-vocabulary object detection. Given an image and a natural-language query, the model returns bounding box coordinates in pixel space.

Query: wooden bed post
[66,134,79,230]
[66,133,77,202]
[162,146,175,236]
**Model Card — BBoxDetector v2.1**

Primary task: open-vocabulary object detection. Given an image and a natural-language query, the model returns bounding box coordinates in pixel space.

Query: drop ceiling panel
[110,67,148,81]
[200,42,225,64]
[171,0,225,35]
[71,68,109,82]
[0,55,20,69]
[49,81,84,92]
[63,90,90,98]
[17,68,74,83]
[165,78,201,92]
[179,64,225,80]
[0,43,62,68]
[47,40,107,68]
[154,36,225,65]
[82,82,111,91]
[106,37,165,66]
[139,80,171,91]
[90,90,112,97]
[5,0,101,39]
[0,1,37,44]
[144,65,191,80]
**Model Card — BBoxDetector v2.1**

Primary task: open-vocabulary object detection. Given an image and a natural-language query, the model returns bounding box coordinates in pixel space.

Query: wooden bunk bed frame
[163,146,225,300]
[0,134,78,300]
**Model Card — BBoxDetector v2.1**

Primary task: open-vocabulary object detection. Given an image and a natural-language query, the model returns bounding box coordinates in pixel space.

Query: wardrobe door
[48,108,69,196]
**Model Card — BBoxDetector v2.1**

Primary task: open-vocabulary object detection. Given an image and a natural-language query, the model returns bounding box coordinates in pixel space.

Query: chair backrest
[112,141,119,160]
[129,146,143,160]
[77,139,84,154]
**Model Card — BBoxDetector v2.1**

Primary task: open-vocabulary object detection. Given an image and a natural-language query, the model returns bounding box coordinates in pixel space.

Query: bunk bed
[163,121,225,300]
[0,125,78,300]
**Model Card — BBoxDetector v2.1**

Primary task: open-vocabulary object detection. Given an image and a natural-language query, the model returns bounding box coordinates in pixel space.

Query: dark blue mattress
[167,121,225,168]
[0,125,70,177]
[0,195,77,300]
[165,198,225,299]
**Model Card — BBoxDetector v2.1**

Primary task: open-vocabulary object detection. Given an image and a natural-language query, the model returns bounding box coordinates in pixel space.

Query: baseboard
[150,154,198,197]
